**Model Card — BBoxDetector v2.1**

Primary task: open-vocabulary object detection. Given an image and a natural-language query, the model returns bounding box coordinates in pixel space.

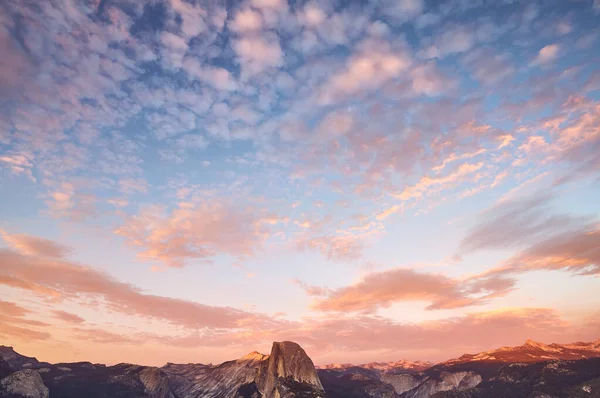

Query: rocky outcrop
[0,369,49,398]
[162,351,266,398]
[403,372,481,398]
[257,341,324,398]
[441,339,600,366]
[0,347,48,371]
[160,341,324,398]
[138,367,175,398]
[380,373,420,394]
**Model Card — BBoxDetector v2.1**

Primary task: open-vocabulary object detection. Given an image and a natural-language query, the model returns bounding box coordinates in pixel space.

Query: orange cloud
[0,300,50,341]
[375,205,402,221]
[298,308,586,360]
[71,328,136,344]
[0,323,51,341]
[115,201,278,267]
[0,229,70,258]
[53,310,85,324]
[0,300,30,317]
[295,235,364,261]
[395,162,484,200]
[0,245,281,330]
[45,182,96,221]
[496,227,600,276]
[309,268,514,313]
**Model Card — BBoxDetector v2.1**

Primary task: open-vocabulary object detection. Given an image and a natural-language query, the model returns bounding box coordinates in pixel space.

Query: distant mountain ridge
[0,341,325,398]
[441,338,600,365]
[317,339,600,370]
[318,359,433,373]
[1,339,600,398]
[316,339,600,398]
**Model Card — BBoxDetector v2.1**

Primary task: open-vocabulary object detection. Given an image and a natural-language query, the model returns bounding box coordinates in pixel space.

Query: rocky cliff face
[0,369,48,398]
[162,350,267,398]
[159,341,324,398]
[402,372,481,398]
[257,341,324,398]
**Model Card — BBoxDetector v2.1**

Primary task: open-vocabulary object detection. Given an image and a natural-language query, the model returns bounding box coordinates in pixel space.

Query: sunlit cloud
[0,0,599,367]
[307,268,514,313]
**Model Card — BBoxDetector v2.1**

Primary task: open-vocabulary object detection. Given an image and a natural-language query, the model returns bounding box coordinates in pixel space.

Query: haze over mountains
[2,338,600,398]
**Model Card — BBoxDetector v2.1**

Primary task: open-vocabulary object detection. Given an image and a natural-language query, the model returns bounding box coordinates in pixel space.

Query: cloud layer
[0,0,599,366]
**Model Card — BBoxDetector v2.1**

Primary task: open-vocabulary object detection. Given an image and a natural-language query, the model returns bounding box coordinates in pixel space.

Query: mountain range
[1,339,600,398]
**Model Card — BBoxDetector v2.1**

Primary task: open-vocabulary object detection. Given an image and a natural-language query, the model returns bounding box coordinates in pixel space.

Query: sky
[0,0,599,367]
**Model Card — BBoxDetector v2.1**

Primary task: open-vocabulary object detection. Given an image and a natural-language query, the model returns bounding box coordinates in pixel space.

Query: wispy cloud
[0,239,282,330]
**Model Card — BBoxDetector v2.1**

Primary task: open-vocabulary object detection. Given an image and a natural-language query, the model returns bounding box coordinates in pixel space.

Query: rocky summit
[258,341,324,398]
[2,339,600,398]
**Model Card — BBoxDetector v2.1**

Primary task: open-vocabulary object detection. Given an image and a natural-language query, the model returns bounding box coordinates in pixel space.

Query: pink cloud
[230,8,264,32]
[0,300,31,317]
[71,328,136,344]
[410,62,456,96]
[160,31,189,69]
[233,34,283,76]
[0,323,51,341]
[146,308,599,365]
[53,310,85,324]
[0,153,35,181]
[0,300,50,341]
[420,25,475,59]
[382,0,424,21]
[496,227,600,276]
[45,182,96,221]
[292,278,332,297]
[309,268,514,313]
[395,162,484,200]
[183,58,237,91]
[535,44,560,64]
[462,47,515,86]
[0,243,281,330]
[0,230,70,259]
[0,25,37,100]
[299,1,328,27]
[459,193,586,253]
[169,0,208,38]
[295,235,364,262]
[319,37,411,102]
[115,201,278,267]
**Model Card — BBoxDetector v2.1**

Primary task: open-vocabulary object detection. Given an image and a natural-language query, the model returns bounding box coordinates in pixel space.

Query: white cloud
[230,8,263,32]
[535,44,559,64]
[170,0,207,38]
[233,34,284,76]
[183,58,237,91]
[299,1,328,27]
[381,0,424,20]
[160,32,189,69]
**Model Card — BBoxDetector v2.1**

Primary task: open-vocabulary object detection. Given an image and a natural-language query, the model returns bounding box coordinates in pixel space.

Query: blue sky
[0,0,599,366]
